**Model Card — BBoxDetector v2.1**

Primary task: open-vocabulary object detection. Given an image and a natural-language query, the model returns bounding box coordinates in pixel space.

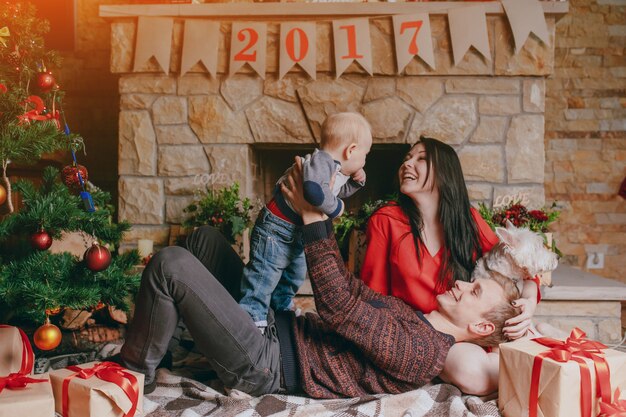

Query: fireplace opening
[253,144,411,213]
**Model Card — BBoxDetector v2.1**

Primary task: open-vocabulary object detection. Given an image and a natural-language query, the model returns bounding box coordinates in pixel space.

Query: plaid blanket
[143,368,502,417]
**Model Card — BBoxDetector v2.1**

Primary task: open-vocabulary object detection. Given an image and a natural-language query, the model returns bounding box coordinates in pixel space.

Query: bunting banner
[181,20,219,76]
[133,16,173,74]
[448,4,491,65]
[502,0,550,54]
[279,22,316,81]
[332,18,372,79]
[392,13,435,73]
[229,22,267,79]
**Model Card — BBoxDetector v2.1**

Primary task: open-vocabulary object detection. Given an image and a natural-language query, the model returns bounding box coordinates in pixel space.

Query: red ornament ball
[61,164,88,191]
[37,72,56,92]
[84,243,112,272]
[31,230,53,251]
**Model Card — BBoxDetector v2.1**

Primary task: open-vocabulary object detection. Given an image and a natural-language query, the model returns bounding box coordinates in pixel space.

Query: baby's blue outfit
[239,150,365,326]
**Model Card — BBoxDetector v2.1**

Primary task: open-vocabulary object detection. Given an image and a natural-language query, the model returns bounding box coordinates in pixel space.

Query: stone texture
[458,145,504,182]
[405,112,426,144]
[178,74,220,95]
[297,76,366,141]
[122,225,171,247]
[471,116,508,144]
[494,18,555,76]
[204,145,254,196]
[118,111,157,175]
[220,75,264,111]
[445,78,520,94]
[110,22,134,73]
[245,97,313,144]
[362,97,414,143]
[153,96,187,125]
[493,186,546,210]
[119,75,176,94]
[120,94,157,110]
[165,196,196,224]
[537,318,597,340]
[119,177,163,224]
[479,96,522,116]
[370,19,395,76]
[535,301,621,317]
[396,78,444,113]
[506,115,545,183]
[264,76,312,103]
[158,145,210,176]
[467,184,493,201]
[188,95,253,144]
[363,78,396,103]
[419,96,478,144]
[523,79,546,113]
[598,318,623,343]
[155,125,199,145]
[164,177,204,196]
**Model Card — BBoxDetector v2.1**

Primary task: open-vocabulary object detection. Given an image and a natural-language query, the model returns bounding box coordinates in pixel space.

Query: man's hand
[504,296,537,340]
[351,168,366,184]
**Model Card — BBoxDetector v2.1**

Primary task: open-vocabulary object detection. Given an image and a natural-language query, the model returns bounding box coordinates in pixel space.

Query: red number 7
[400,20,423,55]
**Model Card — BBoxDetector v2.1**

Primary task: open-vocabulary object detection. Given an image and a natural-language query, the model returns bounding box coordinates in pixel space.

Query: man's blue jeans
[239,207,306,326]
[120,226,282,396]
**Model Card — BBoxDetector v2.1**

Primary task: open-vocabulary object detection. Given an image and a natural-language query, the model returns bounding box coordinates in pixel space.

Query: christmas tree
[0,2,141,351]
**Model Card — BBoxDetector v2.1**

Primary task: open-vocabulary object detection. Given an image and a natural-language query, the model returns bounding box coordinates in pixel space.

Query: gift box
[49,361,144,417]
[499,328,626,417]
[0,325,34,376]
[0,373,55,417]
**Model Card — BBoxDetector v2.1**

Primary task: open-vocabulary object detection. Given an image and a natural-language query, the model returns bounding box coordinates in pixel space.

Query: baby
[239,112,373,331]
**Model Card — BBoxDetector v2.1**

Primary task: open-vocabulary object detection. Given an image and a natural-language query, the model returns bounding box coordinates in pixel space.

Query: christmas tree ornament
[36,71,55,93]
[33,318,62,351]
[84,242,111,272]
[0,183,6,205]
[61,164,88,191]
[31,229,53,250]
[0,26,9,47]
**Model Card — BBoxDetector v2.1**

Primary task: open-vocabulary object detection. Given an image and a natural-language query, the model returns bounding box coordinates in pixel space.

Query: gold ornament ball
[0,184,6,206]
[34,321,62,351]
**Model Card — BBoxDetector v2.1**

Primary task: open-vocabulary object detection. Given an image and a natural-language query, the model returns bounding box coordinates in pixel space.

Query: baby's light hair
[320,112,372,150]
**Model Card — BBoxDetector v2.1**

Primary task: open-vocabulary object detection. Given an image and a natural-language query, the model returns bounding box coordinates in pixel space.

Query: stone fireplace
[100,2,567,250]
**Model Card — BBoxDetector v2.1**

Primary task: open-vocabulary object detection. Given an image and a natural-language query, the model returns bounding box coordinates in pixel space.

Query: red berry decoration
[37,71,55,92]
[61,164,88,191]
[31,229,53,251]
[84,242,111,272]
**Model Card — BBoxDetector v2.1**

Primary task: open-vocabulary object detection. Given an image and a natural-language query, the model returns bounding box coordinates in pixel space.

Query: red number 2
[285,28,309,63]
[339,25,363,60]
[234,28,258,62]
[400,20,423,55]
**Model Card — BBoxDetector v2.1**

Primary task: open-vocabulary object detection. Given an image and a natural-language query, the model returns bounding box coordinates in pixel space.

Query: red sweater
[360,204,498,313]
[293,220,455,398]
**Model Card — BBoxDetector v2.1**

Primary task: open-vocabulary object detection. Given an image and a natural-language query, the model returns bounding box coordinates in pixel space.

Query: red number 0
[234,28,258,62]
[400,20,423,55]
[285,28,309,63]
[339,25,363,59]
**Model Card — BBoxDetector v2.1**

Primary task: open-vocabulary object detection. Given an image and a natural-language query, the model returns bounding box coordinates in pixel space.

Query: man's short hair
[320,112,372,149]
[472,271,522,347]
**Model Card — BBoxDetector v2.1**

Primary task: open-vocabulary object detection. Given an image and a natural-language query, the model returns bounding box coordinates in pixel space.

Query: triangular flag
[332,18,372,79]
[133,16,173,74]
[229,22,267,79]
[181,20,219,76]
[279,22,316,81]
[393,13,436,73]
[502,0,550,54]
[448,5,491,66]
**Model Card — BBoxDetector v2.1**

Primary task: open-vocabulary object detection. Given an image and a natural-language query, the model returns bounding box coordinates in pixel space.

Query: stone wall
[106,11,560,252]
[545,0,626,283]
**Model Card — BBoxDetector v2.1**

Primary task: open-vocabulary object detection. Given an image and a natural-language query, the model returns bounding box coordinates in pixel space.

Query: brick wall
[545,0,626,284]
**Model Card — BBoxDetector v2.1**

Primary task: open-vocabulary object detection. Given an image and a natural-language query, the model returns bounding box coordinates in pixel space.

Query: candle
[137,239,153,258]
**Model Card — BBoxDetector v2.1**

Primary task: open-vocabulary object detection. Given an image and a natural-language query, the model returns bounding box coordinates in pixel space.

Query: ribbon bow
[0,373,47,393]
[529,328,612,417]
[0,27,9,47]
[16,95,61,130]
[600,388,626,417]
[62,361,139,417]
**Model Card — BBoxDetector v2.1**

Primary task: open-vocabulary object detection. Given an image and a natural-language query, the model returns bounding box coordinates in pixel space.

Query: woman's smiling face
[398,143,436,197]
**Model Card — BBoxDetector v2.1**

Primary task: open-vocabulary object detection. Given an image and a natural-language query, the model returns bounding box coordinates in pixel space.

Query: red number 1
[234,28,258,62]
[339,25,363,59]
[400,20,423,55]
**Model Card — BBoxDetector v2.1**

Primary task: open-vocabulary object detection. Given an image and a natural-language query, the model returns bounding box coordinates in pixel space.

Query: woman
[360,136,539,395]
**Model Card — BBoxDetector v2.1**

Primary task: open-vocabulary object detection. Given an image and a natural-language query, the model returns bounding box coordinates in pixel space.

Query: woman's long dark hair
[397,136,483,293]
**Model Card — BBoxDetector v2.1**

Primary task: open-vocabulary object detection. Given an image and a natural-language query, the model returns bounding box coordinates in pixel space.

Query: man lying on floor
[113,178,521,399]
